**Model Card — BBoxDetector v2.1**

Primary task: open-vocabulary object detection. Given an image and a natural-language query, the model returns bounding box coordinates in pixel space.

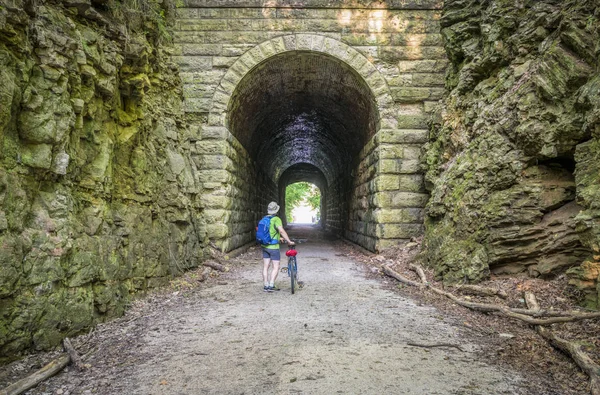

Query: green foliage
[285,182,321,223]
[107,0,176,44]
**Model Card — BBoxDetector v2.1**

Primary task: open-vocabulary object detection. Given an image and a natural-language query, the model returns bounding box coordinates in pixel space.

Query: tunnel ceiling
[227,51,378,184]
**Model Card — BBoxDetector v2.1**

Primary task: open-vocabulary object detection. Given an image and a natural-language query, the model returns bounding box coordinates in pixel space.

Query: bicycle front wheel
[290,258,296,294]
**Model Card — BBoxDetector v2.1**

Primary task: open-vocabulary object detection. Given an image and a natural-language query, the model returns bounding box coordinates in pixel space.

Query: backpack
[256,215,278,245]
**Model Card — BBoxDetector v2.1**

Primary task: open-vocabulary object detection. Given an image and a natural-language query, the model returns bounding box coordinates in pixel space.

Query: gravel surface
[3,225,533,394]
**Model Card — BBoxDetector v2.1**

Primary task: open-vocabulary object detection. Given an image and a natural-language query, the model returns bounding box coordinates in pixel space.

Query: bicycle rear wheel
[290,257,297,294]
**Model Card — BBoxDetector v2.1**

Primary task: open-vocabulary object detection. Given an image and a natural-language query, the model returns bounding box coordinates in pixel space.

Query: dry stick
[0,355,70,395]
[452,283,509,299]
[407,342,465,352]
[525,292,600,395]
[203,260,229,272]
[63,338,85,371]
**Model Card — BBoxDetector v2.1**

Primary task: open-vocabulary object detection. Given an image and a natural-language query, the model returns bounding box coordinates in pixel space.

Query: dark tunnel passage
[226,51,379,239]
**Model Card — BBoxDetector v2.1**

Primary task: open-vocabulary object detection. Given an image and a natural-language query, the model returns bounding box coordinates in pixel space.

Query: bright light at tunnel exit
[285,182,321,224]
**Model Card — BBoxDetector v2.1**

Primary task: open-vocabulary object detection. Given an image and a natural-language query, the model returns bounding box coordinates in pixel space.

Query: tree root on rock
[525,292,600,395]
[381,263,600,395]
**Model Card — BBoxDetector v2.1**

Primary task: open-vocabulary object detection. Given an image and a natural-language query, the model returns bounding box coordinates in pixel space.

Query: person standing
[262,202,295,292]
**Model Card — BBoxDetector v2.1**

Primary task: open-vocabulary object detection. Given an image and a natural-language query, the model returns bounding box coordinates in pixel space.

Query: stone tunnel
[175,2,446,252]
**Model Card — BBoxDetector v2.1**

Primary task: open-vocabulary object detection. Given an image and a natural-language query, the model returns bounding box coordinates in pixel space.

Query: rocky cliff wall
[424,0,600,307]
[0,0,208,359]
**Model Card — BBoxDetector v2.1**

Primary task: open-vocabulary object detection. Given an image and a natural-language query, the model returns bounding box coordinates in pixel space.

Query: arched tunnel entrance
[228,51,378,238]
[202,35,428,253]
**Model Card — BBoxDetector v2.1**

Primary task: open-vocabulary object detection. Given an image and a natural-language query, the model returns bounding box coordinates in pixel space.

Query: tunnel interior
[227,51,379,237]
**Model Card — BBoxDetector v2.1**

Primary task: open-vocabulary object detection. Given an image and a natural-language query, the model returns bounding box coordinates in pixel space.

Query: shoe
[264,286,273,293]
[269,285,281,291]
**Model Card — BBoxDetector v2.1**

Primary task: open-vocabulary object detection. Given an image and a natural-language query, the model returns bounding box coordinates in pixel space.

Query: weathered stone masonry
[174,0,446,252]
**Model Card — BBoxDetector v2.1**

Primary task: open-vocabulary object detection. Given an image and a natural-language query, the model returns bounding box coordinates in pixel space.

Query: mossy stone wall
[0,2,209,359]
[424,0,600,307]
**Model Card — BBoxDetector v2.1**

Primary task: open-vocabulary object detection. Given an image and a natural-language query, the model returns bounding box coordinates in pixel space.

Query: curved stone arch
[207,33,394,128]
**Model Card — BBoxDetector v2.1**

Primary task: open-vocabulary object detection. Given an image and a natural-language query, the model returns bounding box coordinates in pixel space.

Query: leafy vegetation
[285,182,321,223]
[106,0,177,44]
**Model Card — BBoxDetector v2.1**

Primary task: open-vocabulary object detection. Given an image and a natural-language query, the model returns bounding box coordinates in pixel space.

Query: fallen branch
[0,354,70,395]
[203,260,229,272]
[407,342,464,352]
[526,292,600,395]
[382,265,422,288]
[63,338,84,371]
[382,264,600,325]
[409,263,427,284]
[451,284,508,299]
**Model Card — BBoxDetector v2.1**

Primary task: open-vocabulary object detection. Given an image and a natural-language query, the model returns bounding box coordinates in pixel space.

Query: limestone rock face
[0,2,208,359]
[424,0,600,306]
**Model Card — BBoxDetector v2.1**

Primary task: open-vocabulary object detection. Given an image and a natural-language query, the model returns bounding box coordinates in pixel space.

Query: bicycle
[285,244,299,294]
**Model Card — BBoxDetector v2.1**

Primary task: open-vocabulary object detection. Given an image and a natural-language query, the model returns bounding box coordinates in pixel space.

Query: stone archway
[200,34,427,252]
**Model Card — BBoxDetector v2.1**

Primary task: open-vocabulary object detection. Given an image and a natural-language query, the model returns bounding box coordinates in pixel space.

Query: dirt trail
[19,225,528,394]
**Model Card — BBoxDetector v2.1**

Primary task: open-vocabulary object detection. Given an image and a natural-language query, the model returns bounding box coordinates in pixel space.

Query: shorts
[262,247,281,261]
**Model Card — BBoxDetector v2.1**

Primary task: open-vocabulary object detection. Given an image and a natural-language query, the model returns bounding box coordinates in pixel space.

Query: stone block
[373,175,399,191]
[396,115,429,129]
[201,126,229,140]
[379,46,446,62]
[204,209,230,224]
[201,194,232,209]
[398,59,448,72]
[173,56,213,71]
[390,87,445,102]
[198,169,231,183]
[379,159,421,174]
[196,140,229,156]
[376,223,423,238]
[207,223,230,239]
[179,19,229,31]
[373,208,424,223]
[372,192,429,208]
[398,174,425,192]
[378,129,428,144]
[183,44,223,56]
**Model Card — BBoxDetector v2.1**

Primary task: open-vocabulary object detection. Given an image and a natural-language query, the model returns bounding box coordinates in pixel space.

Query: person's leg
[263,258,271,286]
[267,248,281,289]
[269,260,280,286]
[262,248,272,292]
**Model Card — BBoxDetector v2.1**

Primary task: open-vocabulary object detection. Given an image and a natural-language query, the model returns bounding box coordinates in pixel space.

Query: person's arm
[277,226,295,245]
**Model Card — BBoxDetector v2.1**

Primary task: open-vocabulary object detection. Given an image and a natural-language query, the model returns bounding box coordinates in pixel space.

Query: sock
[269,282,274,287]
[264,282,269,287]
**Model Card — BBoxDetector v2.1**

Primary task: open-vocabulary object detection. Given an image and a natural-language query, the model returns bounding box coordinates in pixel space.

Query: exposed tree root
[451,283,508,299]
[63,338,84,372]
[382,264,600,324]
[381,263,600,395]
[203,260,229,272]
[526,293,600,395]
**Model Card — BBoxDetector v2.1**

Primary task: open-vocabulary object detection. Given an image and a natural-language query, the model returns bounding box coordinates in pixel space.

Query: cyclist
[261,202,295,292]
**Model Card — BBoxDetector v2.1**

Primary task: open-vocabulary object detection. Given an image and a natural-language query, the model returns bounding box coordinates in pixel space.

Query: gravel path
[17,225,527,394]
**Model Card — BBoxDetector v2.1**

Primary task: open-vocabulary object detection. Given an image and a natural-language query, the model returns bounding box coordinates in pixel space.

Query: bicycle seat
[285,249,298,257]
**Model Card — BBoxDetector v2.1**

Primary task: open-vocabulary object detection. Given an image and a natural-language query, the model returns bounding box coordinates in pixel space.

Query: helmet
[285,249,297,257]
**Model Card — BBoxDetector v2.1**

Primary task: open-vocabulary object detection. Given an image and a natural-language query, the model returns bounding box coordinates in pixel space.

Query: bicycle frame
[287,245,298,294]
